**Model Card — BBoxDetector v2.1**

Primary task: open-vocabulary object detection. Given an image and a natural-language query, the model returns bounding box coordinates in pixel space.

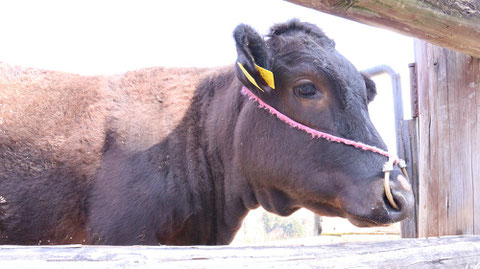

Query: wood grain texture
[415,39,480,237]
[409,63,419,118]
[401,64,420,238]
[397,63,420,238]
[0,236,479,268]
[400,119,420,238]
[286,0,480,58]
[474,55,480,235]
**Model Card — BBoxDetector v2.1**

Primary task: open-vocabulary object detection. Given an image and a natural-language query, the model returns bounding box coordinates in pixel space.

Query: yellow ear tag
[255,64,275,89]
[237,62,264,92]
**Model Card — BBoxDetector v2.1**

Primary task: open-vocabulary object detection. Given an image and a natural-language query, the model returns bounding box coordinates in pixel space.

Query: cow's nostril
[384,173,415,215]
[397,174,411,192]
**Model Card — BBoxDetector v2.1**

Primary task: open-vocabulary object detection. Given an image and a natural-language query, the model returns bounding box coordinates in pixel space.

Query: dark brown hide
[0,20,413,245]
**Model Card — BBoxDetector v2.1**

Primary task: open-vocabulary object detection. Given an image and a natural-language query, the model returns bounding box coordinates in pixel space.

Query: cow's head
[233,20,414,227]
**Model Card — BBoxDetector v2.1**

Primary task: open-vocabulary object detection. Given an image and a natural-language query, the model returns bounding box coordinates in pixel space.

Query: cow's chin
[304,201,393,228]
[261,202,300,217]
[273,206,301,217]
[269,201,393,227]
[345,214,391,227]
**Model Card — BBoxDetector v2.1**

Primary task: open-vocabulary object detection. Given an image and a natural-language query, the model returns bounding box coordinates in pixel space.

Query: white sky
[0,0,414,155]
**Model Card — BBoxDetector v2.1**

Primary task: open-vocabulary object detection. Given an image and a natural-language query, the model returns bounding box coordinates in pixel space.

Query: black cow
[0,20,413,245]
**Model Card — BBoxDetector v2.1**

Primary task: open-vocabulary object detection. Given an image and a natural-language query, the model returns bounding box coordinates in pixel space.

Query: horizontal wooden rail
[1,236,479,268]
[286,0,480,58]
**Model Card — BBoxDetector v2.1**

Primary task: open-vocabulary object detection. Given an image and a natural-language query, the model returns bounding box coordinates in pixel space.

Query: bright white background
[0,0,414,154]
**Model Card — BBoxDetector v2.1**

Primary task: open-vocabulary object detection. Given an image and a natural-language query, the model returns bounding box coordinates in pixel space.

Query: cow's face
[233,20,413,226]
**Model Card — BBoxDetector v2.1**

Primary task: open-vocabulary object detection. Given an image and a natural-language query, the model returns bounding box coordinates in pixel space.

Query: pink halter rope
[241,86,409,210]
[241,86,397,162]
[242,86,409,210]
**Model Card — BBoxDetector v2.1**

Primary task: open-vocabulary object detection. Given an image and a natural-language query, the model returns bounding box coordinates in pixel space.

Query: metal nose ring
[383,159,409,210]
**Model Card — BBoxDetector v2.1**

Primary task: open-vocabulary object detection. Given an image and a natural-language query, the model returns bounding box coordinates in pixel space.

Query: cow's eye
[294,83,318,98]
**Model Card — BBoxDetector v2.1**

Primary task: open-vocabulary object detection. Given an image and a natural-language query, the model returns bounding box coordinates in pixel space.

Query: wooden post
[409,63,419,119]
[400,64,420,238]
[399,119,420,238]
[313,214,322,235]
[415,39,480,237]
[285,0,480,58]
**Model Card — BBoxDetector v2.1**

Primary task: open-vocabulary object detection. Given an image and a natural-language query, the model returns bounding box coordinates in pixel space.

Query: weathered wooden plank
[448,50,475,235]
[472,55,480,235]
[0,236,479,268]
[416,40,439,237]
[436,44,450,237]
[400,119,420,238]
[401,63,420,238]
[415,39,480,237]
[286,0,480,58]
[415,40,428,237]
[409,63,419,118]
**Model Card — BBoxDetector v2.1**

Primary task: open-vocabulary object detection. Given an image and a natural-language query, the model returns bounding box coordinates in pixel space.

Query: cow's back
[0,63,214,177]
[0,63,215,244]
[0,63,108,177]
[104,67,213,153]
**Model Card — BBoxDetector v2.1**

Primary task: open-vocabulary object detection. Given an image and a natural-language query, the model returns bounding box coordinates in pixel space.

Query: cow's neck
[175,69,255,245]
[159,69,248,245]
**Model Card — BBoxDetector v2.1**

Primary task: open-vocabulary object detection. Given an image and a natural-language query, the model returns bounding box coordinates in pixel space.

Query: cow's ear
[361,73,377,103]
[233,24,274,93]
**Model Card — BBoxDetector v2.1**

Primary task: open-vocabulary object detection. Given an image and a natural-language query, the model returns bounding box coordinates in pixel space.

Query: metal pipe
[362,64,404,157]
